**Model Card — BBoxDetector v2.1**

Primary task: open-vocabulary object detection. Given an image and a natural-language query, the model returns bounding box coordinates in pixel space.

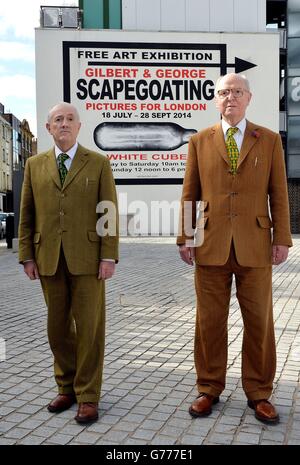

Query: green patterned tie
[57,153,69,186]
[225,127,239,174]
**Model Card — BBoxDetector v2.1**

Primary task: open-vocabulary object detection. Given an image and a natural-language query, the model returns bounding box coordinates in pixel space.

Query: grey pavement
[0,236,300,445]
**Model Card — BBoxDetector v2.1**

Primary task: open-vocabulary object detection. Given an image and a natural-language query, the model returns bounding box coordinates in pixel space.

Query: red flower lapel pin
[251,130,260,138]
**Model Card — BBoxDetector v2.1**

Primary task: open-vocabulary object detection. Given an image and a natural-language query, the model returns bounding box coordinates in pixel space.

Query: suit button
[57,229,62,234]
[60,211,64,216]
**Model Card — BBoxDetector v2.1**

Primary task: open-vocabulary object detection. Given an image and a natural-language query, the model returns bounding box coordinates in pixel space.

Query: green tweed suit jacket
[18,144,119,275]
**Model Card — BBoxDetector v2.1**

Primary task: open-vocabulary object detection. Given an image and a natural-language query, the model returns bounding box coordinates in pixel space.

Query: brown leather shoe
[248,399,279,424]
[47,394,76,413]
[189,393,220,418]
[75,402,99,424]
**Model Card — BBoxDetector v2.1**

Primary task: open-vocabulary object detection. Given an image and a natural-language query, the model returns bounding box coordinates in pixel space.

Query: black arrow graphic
[64,41,258,102]
[87,58,257,72]
[227,57,257,73]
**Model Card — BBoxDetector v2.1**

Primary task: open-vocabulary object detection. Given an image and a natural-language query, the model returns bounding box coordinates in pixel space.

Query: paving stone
[3,412,29,423]
[0,406,17,416]
[180,434,206,445]
[207,433,233,445]
[131,429,156,441]
[17,404,42,414]
[215,423,238,434]
[18,435,45,445]
[47,433,73,445]
[75,431,100,444]
[235,432,261,444]
[150,435,177,445]
[3,427,30,439]
[18,419,45,430]
[4,399,27,408]
[101,430,129,442]
[121,438,148,445]
[31,426,57,438]
[0,438,18,445]
[0,421,17,434]
[86,422,112,434]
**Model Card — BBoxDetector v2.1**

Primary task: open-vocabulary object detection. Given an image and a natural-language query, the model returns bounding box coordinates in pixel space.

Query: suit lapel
[212,123,231,167]
[212,121,260,171]
[237,121,260,169]
[62,144,89,191]
[46,148,61,189]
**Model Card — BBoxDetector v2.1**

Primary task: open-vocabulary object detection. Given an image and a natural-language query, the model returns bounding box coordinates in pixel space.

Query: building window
[2,148,5,163]
[287,38,300,73]
[287,1,300,178]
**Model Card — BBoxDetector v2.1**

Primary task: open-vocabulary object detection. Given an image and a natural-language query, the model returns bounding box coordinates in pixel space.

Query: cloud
[0,0,78,40]
[0,74,36,133]
[0,75,35,100]
[0,0,77,136]
[0,41,34,62]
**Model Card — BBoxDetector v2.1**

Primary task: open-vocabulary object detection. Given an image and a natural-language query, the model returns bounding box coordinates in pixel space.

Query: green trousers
[40,251,105,403]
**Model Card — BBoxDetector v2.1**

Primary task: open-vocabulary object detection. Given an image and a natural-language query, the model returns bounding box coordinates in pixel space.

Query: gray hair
[215,73,250,96]
[47,102,80,123]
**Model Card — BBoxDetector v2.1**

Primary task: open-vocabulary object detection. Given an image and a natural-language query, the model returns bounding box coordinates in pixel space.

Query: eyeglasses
[216,88,248,99]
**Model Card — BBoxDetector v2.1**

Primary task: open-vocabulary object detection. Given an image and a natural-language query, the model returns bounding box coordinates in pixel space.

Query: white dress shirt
[221,118,246,152]
[55,142,78,170]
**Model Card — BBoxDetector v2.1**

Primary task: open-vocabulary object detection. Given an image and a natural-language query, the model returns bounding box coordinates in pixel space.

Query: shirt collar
[55,142,78,160]
[221,118,246,137]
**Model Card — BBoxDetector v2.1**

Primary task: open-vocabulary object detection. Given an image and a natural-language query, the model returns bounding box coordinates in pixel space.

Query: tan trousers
[40,250,105,403]
[194,244,276,401]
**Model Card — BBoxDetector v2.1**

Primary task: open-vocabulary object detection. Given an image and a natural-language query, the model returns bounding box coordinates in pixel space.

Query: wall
[122,0,266,32]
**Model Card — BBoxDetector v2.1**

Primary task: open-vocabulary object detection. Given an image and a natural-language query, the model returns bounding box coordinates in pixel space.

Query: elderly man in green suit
[18,102,119,424]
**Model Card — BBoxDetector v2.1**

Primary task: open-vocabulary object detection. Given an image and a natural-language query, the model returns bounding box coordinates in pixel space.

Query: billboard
[36,30,279,232]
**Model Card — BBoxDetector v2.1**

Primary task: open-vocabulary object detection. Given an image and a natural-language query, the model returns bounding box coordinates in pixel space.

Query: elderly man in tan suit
[19,102,118,424]
[177,73,292,424]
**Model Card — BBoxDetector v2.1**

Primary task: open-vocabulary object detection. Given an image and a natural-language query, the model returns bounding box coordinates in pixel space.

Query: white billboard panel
[36,30,279,232]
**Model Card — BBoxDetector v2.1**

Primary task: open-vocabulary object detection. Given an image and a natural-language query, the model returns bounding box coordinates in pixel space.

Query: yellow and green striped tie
[225,127,239,174]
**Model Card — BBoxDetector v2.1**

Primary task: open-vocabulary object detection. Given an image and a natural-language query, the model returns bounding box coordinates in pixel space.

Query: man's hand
[179,245,195,265]
[23,261,40,280]
[98,261,116,280]
[272,245,289,265]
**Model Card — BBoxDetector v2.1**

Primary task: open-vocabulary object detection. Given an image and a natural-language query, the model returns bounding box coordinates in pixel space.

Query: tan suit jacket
[177,120,292,267]
[19,144,119,275]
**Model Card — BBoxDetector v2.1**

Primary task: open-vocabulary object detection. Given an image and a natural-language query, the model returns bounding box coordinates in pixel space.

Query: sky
[0,0,77,136]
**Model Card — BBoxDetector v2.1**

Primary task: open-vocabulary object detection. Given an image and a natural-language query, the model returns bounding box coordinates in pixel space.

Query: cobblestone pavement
[0,237,300,446]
